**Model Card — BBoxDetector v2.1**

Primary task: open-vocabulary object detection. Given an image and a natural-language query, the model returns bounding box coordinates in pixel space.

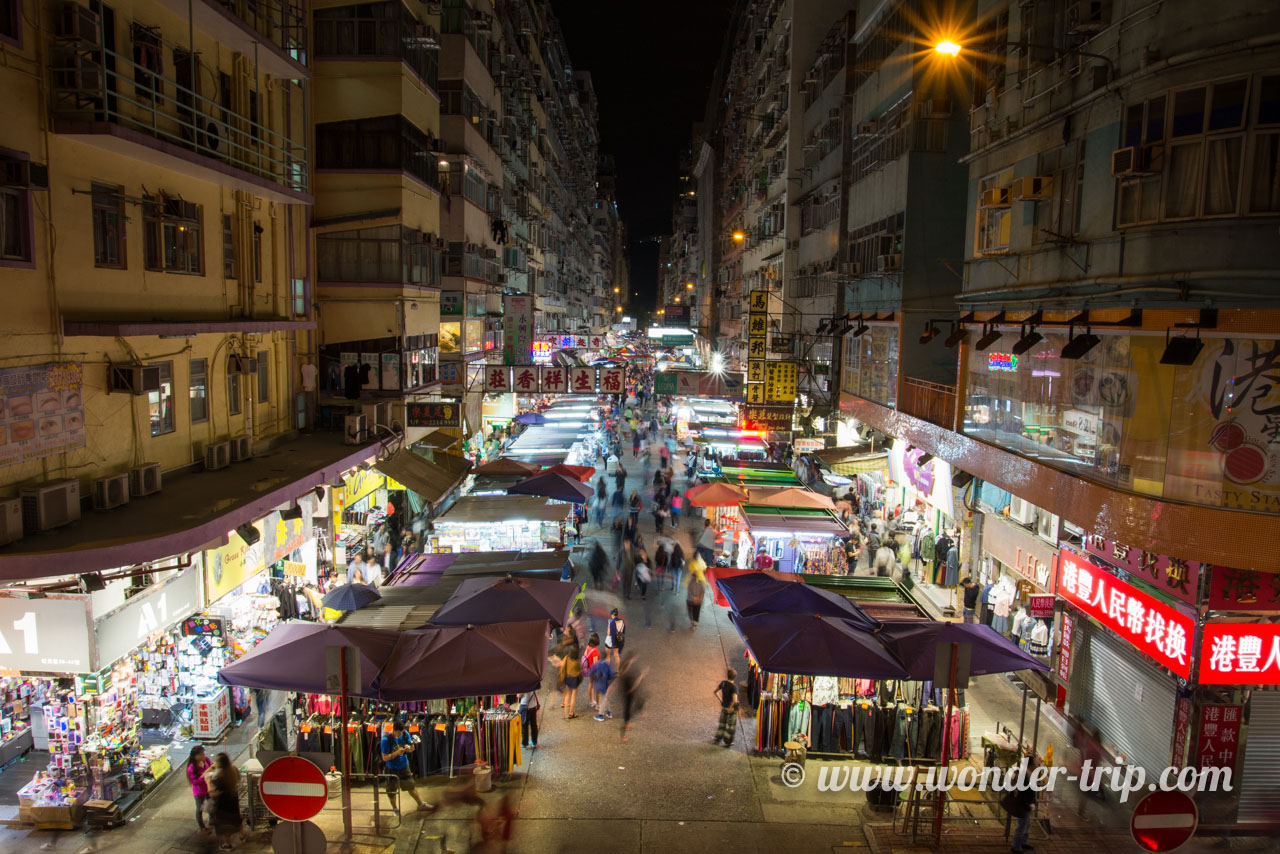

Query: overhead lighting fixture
[975,324,1002,351]
[916,453,934,466]
[944,323,969,349]
[851,317,870,338]
[1011,324,1043,356]
[78,573,106,593]
[314,485,326,501]
[1060,326,1101,360]
[1160,328,1204,366]
[919,322,940,345]
[280,505,304,521]
[235,522,261,546]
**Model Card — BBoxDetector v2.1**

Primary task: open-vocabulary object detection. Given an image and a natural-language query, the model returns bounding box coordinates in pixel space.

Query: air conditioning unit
[92,473,130,511]
[230,435,251,462]
[497,273,508,284]
[876,253,902,272]
[1,161,49,190]
[345,414,368,445]
[1012,176,1054,200]
[1111,144,1162,177]
[57,2,101,45]
[0,498,22,546]
[129,462,162,497]
[484,247,497,259]
[228,354,258,375]
[840,261,862,276]
[1066,0,1106,33]
[1008,495,1037,526]
[199,116,231,158]
[856,122,877,136]
[981,187,1013,207]
[109,364,161,395]
[204,441,231,471]
[21,479,81,532]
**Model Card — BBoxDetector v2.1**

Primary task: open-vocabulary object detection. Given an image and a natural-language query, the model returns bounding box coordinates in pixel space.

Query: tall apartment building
[0,0,368,578]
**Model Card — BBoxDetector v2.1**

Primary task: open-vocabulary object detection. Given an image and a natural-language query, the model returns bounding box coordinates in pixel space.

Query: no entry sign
[259,756,328,822]
[1131,790,1198,852]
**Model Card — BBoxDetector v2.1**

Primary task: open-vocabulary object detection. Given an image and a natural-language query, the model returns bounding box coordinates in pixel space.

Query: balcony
[314,8,439,92]
[151,0,307,78]
[443,247,499,284]
[900,377,957,432]
[316,225,443,288]
[49,43,308,202]
[315,115,440,193]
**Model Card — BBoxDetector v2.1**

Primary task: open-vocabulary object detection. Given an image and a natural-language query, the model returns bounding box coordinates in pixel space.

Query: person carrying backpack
[606,608,626,666]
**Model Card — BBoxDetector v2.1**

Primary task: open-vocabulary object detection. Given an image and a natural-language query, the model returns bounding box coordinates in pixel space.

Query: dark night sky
[550,0,737,312]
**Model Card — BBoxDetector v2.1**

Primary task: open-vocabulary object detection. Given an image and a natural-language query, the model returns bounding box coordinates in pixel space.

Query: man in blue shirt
[380,720,432,813]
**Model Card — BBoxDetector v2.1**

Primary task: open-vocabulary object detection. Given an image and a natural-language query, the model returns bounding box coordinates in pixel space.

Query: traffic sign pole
[339,648,353,842]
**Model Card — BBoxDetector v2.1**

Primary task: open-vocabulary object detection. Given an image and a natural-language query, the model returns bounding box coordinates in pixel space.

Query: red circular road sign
[1131,790,1199,852]
[259,757,328,822]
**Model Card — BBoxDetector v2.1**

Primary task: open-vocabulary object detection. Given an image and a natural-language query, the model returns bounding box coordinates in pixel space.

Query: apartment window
[0,0,20,43]
[315,115,440,191]
[976,169,1013,254]
[143,194,203,274]
[226,361,242,415]
[131,23,162,103]
[252,222,262,282]
[256,351,269,404]
[248,90,260,142]
[189,358,208,423]
[222,214,235,278]
[92,183,125,267]
[148,362,175,436]
[0,184,29,262]
[290,278,306,316]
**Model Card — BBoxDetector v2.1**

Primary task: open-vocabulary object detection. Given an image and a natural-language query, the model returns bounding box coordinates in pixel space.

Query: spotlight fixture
[280,504,304,521]
[1011,324,1044,356]
[944,323,968,349]
[1160,327,1204,366]
[314,485,326,501]
[235,522,261,546]
[851,316,870,338]
[975,324,1002,351]
[919,322,940,345]
[916,453,934,466]
[1060,326,1101,360]
[78,573,106,593]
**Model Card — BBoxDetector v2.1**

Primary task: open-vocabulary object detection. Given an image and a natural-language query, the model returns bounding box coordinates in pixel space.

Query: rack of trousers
[749,670,970,763]
[291,694,524,777]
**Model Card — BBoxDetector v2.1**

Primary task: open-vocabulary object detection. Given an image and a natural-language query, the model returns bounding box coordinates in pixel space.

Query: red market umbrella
[748,486,836,511]
[473,457,541,477]
[543,463,596,483]
[685,482,750,507]
[508,471,594,503]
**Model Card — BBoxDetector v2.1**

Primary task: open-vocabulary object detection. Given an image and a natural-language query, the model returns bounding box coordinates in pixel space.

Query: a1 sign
[259,756,328,822]
[1130,790,1198,852]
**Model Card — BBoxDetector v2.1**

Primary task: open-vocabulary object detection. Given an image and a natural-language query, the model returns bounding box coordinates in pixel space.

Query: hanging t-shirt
[300,363,318,391]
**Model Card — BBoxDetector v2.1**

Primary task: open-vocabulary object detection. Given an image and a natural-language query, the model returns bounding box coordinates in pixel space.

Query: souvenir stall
[0,676,54,765]
[693,429,770,468]
[431,495,572,552]
[735,506,850,575]
[505,422,602,469]
[334,467,390,566]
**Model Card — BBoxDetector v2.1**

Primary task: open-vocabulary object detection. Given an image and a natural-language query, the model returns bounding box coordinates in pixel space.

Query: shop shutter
[1071,622,1176,778]
[1238,691,1280,823]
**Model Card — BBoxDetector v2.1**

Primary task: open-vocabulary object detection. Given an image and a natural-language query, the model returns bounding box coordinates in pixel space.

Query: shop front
[975,511,1059,669]
[884,439,971,612]
[1056,545,1194,780]
[431,495,572,552]
[735,506,850,575]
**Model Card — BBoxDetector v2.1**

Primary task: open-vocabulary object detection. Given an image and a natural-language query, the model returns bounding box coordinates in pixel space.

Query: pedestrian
[606,608,626,666]
[583,634,603,710]
[635,550,651,601]
[1002,758,1039,853]
[611,516,625,562]
[620,542,636,599]
[669,490,683,532]
[519,690,540,749]
[632,432,640,457]
[555,629,582,719]
[589,540,608,590]
[379,720,433,813]
[686,572,705,629]
[251,687,271,729]
[961,577,979,623]
[652,495,668,536]
[186,745,213,835]
[696,519,717,566]
[615,464,626,493]
[595,477,608,527]
[589,653,616,721]
[668,542,685,591]
[711,668,739,747]
[204,752,244,850]
[611,483,625,520]
[653,543,669,591]
[617,654,648,743]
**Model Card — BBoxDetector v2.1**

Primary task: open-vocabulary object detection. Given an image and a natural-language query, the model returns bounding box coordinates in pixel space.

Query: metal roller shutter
[1238,691,1280,823]
[1071,621,1176,778]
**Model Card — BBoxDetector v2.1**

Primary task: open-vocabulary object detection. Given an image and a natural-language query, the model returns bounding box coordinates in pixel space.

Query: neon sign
[987,353,1018,372]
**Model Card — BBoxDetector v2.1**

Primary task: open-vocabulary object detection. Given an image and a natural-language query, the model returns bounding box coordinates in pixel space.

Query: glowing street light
[615,306,623,312]
[732,231,746,242]
[686,282,694,290]
[934,40,962,56]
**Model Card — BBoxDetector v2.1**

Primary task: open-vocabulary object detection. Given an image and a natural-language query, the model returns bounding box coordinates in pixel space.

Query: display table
[0,728,33,766]
[18,777,89,829]
[192,687,231,739]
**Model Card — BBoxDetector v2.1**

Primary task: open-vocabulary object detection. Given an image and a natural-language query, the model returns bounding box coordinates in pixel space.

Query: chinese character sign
[653,372,676,395]
[1172,696,1192,767]
[1200,623,1280,685]
[765,361,797,402]
[569,367,595,393]
[749,290,769,313]
[1195,704,1242,772]
[539,367,567,393]
[748,361,765,383]
[1056,547,1194,679]
[739,405,794,430]
[599,368,624,395]
[503,295,535,365]
[1057,611,1074,684]
[747,338,766,359]
[512,367,539,393]
[485,366,511,392]
[1208,567,1280,611]
[1083,534,1200,605]
[746,383,764,404]
[748,314,768,337]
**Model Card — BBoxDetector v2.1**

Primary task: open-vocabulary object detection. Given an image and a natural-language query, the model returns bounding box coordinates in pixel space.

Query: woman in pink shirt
[187,745,213,834]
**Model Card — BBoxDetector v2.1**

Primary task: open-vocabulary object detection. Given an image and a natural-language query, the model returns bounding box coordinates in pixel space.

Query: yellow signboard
[748,360,765,383]
[749,290,769,313]
[748,314,768,338]
[204,522,266,603]
[747,338,767,359]
[746,383,765,404]
[765,361,798,402]
[282,560,307,578]
[342,470,385,507]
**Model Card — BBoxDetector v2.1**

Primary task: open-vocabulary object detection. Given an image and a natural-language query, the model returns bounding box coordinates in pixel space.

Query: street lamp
[686,282,694,290]
[732,231,745,242]
[934,40,962,56]
[934,37,1114,79]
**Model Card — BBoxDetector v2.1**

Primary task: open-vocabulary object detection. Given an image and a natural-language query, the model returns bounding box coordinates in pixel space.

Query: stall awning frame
[375,449,471,506]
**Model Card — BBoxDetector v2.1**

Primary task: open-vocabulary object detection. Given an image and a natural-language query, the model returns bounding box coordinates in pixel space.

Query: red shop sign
[1199,623,1280,685]
[1028,595,1056,619]
[1057,547,1194,680]
[1207,567,1280,611]
[1083,534,1200,606]
[1194,704,1242,772]
[1172,696,1192,766]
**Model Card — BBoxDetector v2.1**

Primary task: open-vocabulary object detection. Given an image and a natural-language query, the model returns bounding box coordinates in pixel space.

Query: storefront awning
[830,452,890,477]
[375,449,471,507]
[438,494,569,525]
[416,429,461,450]
[741,505,850,537]
[814,445,881,466]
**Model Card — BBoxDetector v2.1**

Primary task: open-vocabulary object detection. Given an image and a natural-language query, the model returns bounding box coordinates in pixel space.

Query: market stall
[431,495,572,552]
[735,505,850,575]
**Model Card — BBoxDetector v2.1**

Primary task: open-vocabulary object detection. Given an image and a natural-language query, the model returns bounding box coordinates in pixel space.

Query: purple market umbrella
[874,621,1050,678]
[375,620,549,700]
[218,623,399,695]
[728,612,908,679]
[508,470,593,504]
[428,575,579,628]
[716,572,880,631]
[321,582,383,611]
[514,412,548,425]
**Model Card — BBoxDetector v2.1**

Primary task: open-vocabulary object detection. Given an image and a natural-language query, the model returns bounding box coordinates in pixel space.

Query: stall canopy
[388,550,570,587]
[686,482,749,507]
[375,449,472,505]
[543,463,596,483]
[741,505,849,537]
[428,576,578,628]
[439,495,569,524]
[704,565,800,607]
[747,487,836,511]
[417,429,462,450]
[508,471,593,504]
[729,612,908,679]
[875,621,1049,678]
[219,620,548,699]
[472,457,541,477]
[716,572,879,630]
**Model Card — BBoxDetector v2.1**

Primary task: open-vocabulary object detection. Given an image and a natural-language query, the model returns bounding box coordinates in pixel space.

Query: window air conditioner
[204,441,232,471]
[981,187,1013,207]
[345,414,368,445]
[21,478,81,532]
[57,2,101,45]
[840,262,862,276]
[1111,145,1162,177]
[129,462,162,497]
[1012,176,1054,200]
[876,253,902,272]
[1,161,49,190]
[92,473,130,511]
[228,354,258,375]
[856,122,877,136]
[230,435,251,462]
[109,364,161,395]
[0,498,22,546]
